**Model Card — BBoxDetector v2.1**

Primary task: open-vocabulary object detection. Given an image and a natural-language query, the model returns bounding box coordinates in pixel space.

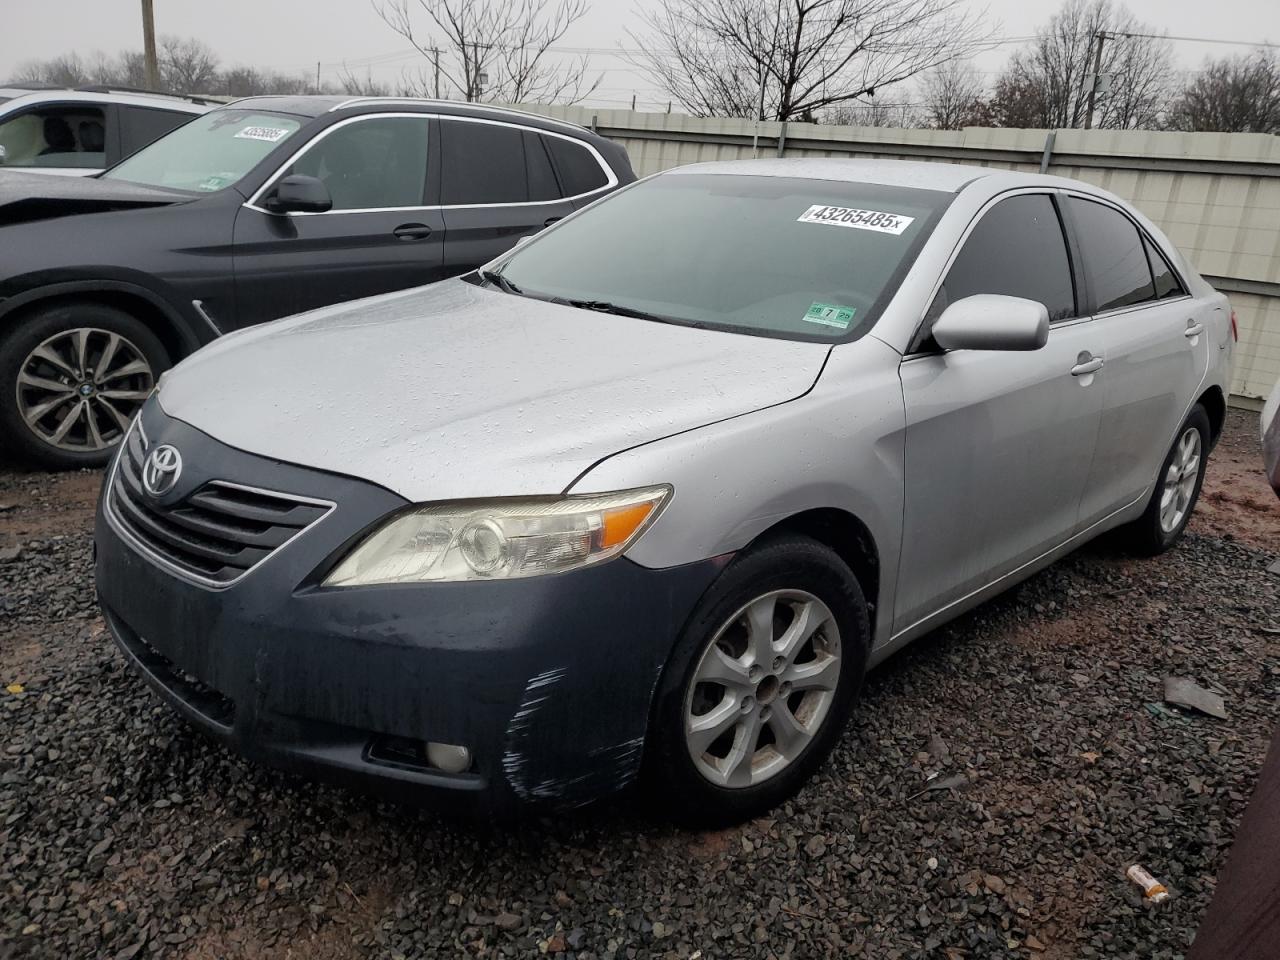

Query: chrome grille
[108,426,331,586]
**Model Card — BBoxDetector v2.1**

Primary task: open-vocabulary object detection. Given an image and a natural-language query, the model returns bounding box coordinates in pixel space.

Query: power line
[1111,31,1280,50]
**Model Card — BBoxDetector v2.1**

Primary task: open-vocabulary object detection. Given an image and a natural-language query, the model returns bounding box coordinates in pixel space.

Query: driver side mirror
[265,174,332,214]
[932,294,1050,352]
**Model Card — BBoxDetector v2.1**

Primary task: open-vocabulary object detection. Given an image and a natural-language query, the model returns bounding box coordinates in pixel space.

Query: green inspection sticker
[803,302,856,329]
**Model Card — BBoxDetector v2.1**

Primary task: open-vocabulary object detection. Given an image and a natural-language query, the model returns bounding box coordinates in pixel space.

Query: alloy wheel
[16,328,154,453]
[684,589,841,788]
[1159,426,1201,533]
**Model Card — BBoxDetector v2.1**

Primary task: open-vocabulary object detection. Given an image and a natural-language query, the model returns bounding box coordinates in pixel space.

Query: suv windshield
[104,109,302,192]
[495,173,950,341]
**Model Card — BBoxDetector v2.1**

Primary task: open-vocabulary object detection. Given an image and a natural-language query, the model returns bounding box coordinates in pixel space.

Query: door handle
[1184,320,1204,338]
[1071,356,1104,377]
[393,223,433,241]
[543,217,562,227]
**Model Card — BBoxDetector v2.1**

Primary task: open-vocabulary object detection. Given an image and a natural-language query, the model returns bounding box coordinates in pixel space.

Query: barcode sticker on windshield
[235,126,291,143]
[797,205,914,235]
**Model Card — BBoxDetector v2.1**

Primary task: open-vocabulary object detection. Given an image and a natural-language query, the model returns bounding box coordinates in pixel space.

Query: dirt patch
[0,467,101,547]
[1192,408,1280,553]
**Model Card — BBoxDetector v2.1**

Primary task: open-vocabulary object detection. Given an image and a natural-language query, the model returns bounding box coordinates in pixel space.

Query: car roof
[0,88,210,113]
[221,95,594,136]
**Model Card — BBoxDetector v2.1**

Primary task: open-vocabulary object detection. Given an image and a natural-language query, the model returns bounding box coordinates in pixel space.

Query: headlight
[323,486,670,587]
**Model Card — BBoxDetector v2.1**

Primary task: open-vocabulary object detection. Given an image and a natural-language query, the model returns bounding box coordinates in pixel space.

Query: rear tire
[645,534,870,827]
[1120,405,1210,556]
[0,302,169,469]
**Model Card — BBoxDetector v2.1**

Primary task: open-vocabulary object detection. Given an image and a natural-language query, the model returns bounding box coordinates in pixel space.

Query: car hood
[0,170,189,226]
[158,280,831,502]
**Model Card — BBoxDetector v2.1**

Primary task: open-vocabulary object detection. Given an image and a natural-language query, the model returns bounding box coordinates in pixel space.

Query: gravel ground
[1,409,1277,960]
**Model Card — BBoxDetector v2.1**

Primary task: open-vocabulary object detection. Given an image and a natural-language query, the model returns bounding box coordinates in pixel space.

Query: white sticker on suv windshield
[234,125,291,143]
[797,205,914,235]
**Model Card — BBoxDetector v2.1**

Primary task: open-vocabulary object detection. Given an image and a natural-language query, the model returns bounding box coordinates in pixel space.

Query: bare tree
[372,0,599,103]
[1166,50,1280,134]
[918,60,992,128]
[627,0,992,122]
[158,36,220,94]
[989,0,1172,129]
[220,66,315,97]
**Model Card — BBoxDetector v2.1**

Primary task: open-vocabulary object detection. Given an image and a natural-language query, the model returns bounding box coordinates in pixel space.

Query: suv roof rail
[328,96,591,133]
[73,85,220,106]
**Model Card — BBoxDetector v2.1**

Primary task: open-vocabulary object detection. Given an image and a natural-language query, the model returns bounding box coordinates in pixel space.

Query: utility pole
[315,61,320,94]
[1083,30,1107,130]
[431,47,440,99]
[140,0,159,91]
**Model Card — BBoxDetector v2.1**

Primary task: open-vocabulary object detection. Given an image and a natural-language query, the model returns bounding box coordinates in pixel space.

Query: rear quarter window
[545,135,608,196]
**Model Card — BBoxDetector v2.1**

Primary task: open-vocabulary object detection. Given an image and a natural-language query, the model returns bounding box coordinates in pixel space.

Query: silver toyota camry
[94,159,1235,824]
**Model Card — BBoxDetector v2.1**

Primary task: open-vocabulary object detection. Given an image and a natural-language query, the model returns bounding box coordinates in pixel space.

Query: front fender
[569,336,907,647]
[0,273,208,353]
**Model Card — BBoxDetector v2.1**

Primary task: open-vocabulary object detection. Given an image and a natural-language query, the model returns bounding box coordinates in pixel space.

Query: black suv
[0,96,635,467]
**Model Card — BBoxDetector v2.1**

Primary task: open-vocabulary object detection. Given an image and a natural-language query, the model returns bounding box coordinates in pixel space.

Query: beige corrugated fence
[510,104,1280,404]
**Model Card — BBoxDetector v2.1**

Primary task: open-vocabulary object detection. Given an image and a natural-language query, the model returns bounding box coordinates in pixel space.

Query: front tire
[0,303,169,469]
[1121,404,1210,555]
[646,535,870,827]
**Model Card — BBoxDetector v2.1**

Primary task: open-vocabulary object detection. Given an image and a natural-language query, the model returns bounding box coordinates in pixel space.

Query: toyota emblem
[141,444,183,498]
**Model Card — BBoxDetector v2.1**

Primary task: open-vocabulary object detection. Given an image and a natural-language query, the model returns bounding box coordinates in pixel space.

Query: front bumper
[95,403,724,815]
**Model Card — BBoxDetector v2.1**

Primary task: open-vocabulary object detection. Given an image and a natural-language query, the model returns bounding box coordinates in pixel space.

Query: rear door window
[1144,235,1185,300]
[1067,197,1157,312]
[544,135,608,196]
[440,120,527,205]
[0,104,106,169]
[524,130,560,201]
[928,193,1077,329]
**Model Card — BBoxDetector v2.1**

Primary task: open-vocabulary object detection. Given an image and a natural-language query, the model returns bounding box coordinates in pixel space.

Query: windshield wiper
[564,299,696,327]
[476,267,522,295]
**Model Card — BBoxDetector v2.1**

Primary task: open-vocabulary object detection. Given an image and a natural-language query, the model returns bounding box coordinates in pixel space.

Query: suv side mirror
[266,174,332,214]
[932,294,1050,352]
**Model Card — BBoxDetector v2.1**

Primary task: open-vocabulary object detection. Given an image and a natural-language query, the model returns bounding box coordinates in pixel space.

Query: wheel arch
[0,281,204,363]
[751,507,881,639]
[1196,385,1226,447]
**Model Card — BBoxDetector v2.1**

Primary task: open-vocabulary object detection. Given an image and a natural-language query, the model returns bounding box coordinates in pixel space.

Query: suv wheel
[0,303,170,469]
[646,535,870,826]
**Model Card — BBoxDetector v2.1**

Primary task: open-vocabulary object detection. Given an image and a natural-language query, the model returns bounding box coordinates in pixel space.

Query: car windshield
[103,109,303,192]
[495,173,951,341]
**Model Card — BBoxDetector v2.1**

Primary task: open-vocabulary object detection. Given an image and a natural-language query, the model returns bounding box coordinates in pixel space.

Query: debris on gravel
[1,409,1277,959]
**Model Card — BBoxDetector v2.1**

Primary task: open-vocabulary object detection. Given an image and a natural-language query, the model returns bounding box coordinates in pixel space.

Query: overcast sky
[3,0,1278,110]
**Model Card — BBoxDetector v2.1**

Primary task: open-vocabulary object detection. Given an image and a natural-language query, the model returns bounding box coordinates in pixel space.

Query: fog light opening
[426,741,472,774]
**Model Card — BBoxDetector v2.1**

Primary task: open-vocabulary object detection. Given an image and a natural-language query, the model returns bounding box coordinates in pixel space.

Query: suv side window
[1144,235,1185,300]
[544,135,608,196]
[282,116,429,211]
[119,106,192,158]
[926,194,1077,336]
[1066,196,1156,312]
[0,104,106,169]
[440,120,527,205]
[524,130,560,201]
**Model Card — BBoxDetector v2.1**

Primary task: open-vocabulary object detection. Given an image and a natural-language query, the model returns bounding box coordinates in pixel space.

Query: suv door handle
[1184,320,1204,338]
[393,223,433,241]
[1071,355,1104,377]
